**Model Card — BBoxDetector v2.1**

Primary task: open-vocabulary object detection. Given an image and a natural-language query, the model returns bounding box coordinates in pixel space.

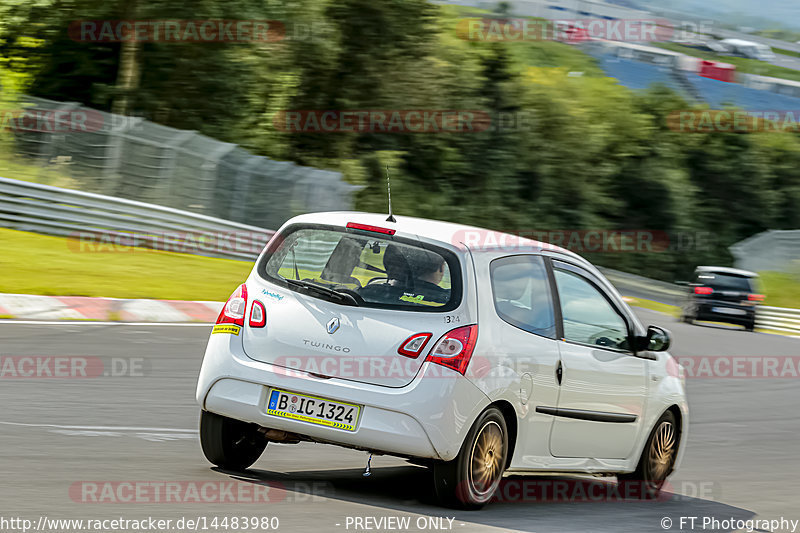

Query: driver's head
[411,249,446,285]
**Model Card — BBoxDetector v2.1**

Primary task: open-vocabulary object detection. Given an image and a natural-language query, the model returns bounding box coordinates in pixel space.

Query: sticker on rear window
[212,324,241,335]
[400,293,444,306]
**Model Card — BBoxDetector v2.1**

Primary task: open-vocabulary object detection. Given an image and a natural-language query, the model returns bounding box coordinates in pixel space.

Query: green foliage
[760,270,800,308]
[2,0,800,284]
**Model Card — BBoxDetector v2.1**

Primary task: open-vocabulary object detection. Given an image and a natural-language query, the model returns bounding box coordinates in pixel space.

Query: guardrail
[598,267,684,304]
[756,306,800,335]
[0,176,274,261]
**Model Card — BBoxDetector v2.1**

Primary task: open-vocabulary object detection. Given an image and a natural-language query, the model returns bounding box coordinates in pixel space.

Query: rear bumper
[693,301,755,324]
[196,332,490,461]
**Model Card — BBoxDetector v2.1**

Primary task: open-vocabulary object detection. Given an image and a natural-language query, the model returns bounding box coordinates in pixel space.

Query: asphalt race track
[1,308,799,533]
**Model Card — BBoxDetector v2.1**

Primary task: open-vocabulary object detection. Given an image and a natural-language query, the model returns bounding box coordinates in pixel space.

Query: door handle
[556,360,563,385]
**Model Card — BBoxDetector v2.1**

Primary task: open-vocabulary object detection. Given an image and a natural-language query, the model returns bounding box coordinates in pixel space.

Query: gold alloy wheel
[647,420,676,482]
[468,420,504,498]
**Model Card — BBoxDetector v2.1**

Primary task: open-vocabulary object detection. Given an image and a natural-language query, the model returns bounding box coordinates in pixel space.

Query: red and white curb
[0,293,223,323]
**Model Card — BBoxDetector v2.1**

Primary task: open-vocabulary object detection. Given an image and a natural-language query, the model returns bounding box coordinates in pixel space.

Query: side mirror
[642,325,671,352]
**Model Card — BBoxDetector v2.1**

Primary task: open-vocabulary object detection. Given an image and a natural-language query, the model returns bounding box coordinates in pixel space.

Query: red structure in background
[563,25,590,43]
[698,60,736,83]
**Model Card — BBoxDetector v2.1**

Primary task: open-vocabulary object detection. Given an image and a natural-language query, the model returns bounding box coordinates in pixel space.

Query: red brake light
[217,284,248,326]
[398,332,432,358]
[694,286,713,295]
[425,325,478,375]
[748,293,764,302]
[346,222,396,235]
[249,300,266,327]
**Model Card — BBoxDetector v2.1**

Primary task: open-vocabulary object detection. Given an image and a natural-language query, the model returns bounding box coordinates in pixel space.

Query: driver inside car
[407,249,450,304]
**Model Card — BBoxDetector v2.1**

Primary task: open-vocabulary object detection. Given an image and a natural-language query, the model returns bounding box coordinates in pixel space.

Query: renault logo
[326,317,340,334]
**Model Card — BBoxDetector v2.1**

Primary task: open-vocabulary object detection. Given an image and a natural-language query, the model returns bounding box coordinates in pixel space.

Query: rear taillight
[217,284,248,326]
[694,286,713,295]
[249,300,266,328]
[397,332,432,358]
[748,293,765,302]
[425,325,478,375]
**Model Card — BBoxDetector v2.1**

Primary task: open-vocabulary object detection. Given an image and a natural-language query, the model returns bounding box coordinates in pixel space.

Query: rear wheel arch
[432,404,510,509]
[489,400,518,469]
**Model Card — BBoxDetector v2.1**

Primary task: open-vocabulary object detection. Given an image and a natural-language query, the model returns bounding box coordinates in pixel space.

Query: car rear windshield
[695,272,754,292]
[258,224,462,311]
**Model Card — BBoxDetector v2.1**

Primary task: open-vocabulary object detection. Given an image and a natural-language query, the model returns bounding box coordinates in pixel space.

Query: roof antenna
[385,164,396,222]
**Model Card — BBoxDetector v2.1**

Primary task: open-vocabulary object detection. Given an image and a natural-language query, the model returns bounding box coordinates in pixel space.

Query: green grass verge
[759,271,800,308]
[654,42,800,83]
[625,297,680,317]
[0,228,251,300]
[774,48,800,59]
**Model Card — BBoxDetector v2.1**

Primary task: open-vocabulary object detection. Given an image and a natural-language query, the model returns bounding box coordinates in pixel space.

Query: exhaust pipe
[259,428,301,443]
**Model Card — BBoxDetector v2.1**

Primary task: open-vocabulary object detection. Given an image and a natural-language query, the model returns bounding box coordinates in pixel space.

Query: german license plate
[712,307,745,316]
[266,389,360,432]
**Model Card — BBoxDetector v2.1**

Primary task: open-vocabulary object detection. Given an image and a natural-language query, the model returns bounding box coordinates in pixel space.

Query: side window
[490,255,556,339]
[554,269,630,351]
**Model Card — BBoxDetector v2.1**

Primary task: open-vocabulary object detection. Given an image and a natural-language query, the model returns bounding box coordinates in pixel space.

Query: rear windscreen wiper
[284,278,359,306]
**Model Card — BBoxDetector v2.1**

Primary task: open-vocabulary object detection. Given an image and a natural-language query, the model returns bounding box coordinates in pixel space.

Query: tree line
[1,0,799,280]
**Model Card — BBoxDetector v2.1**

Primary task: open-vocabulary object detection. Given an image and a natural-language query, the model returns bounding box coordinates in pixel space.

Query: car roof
[284,211,584,261]
[695,265,758,278]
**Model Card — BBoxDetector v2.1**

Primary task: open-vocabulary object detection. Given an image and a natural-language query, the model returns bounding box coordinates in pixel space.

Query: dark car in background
[679,266,764,331]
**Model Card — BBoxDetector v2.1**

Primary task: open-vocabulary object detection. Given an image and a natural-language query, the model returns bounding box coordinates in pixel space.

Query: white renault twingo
[196,212,688,509]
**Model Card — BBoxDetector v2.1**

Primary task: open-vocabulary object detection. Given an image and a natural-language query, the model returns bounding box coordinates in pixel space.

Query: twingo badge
[212,324,241,335]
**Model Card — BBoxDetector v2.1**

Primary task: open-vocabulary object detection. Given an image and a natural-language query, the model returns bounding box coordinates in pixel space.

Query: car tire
[432,406,508,510]
[618,410,678,499]
[199,410,267,470]
[744,320,755,332]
